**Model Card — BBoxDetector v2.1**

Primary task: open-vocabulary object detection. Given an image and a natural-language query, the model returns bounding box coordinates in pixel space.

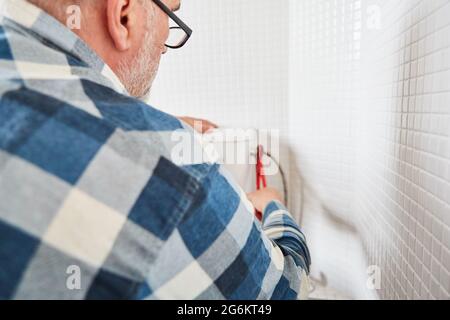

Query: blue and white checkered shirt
[0,0,310,300]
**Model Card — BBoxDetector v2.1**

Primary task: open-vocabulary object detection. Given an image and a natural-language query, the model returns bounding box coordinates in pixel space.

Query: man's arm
[248,189,311,299]
[203,174,311,299]
[248,187,311,274]
[141,166,311,300]
[261,200,311,279]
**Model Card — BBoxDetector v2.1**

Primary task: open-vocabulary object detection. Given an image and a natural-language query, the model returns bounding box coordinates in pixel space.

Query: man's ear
[106,0,133,51]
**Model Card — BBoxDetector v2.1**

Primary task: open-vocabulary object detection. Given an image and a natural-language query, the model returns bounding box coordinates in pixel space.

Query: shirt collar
[0,0,128,95]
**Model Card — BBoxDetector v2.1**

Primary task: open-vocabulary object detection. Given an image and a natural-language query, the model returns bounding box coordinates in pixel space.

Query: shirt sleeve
[220,184,312,300]
[262,200,311,276]
[139,163,311,300]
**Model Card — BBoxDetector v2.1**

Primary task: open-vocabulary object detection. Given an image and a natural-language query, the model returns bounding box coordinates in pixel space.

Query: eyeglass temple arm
[152,0,192,36]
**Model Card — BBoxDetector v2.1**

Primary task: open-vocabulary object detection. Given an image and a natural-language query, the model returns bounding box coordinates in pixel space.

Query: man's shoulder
[0,79,184,138]
[0,79,208,180]
[79,80,183,132]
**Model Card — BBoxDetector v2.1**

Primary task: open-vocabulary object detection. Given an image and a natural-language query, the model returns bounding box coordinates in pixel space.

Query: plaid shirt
[0,0,310,300]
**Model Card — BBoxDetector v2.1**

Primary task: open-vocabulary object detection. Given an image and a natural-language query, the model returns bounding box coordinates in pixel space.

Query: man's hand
[247,187,284,214]
[178,116,218,134]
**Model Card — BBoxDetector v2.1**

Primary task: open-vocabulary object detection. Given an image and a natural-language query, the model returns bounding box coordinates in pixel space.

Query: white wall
[150,0,450,299]
[149,0,291,208]
[149,0,289,131]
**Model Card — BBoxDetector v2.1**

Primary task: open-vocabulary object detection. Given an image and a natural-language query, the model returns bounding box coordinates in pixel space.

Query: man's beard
[117,13,161,99]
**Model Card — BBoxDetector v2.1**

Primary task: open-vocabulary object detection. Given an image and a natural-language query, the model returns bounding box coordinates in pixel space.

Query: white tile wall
[289,0,450,299]
[357,0,450,300]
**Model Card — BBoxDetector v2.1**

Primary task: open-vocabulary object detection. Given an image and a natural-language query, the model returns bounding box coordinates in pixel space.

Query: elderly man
[0,0,310,299]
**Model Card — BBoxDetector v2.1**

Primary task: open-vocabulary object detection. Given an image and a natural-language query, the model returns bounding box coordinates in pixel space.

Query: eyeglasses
[152,0,192,49]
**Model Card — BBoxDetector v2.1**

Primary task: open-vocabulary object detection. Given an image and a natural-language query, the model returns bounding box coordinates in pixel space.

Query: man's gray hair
[27,0,89,20]
[27,0,84,7]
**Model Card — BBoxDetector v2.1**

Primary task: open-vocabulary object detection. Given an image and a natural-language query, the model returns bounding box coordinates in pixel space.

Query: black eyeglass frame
[152,0,192,49]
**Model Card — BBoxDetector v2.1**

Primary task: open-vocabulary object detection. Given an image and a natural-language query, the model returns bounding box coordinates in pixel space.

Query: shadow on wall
[288,147,379,300]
